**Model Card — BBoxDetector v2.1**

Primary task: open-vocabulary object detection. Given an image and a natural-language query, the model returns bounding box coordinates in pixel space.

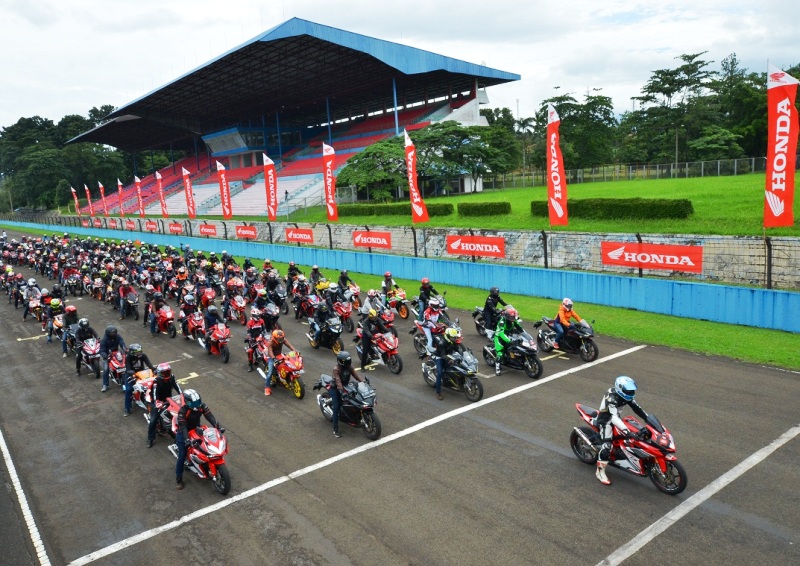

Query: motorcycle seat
[578,404,598,418]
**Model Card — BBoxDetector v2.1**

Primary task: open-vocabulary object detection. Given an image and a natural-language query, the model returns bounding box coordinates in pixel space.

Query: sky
[0,0,798,131]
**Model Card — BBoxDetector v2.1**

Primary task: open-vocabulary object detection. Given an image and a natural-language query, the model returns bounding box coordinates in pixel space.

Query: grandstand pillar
[275,112,283,160]
[392,78,399,137]
[170,143,176,174]
[326,98,332,145]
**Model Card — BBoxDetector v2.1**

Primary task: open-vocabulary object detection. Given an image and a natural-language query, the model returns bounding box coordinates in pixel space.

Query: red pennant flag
[404,130,429,223]
[322,143,338,221]
[70,186,81,216]
[117,179,125,217]
[98,181,108,216]
[156,171,168,218]
[134,176,145,217]
[182,167,197,219]
[263,153,278,221]
[84,184,95,217]
[765,65,798,228]
[216,161,233,219]
[546,104,569,226]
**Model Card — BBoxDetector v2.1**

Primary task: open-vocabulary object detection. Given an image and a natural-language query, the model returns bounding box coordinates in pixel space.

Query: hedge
[338,202,454,217]
[457,202,511,217]
[530,198,694,219]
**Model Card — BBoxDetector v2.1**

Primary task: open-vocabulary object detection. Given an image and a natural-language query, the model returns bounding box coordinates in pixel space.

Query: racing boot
[495,362,501,376]
[596,461,611,485]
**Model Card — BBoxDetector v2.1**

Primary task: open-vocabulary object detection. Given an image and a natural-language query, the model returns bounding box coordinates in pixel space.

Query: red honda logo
[235,225,258,239]
[446,235,505,258]
[601,242,703,273]
[353,230,392,249]
[285,228,314,243]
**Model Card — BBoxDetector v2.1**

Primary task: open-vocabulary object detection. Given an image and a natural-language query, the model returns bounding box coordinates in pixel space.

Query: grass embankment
[3,224,798,371]
[287,174,800,237]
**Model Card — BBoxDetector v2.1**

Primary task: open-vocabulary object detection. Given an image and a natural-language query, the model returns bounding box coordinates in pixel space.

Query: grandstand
[70,18,519,217]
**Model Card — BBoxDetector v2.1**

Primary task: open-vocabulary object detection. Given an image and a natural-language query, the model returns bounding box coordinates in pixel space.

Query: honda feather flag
[263,153,278,221]
[181,167,196,219]
[404,130,429,223]
[70,186,81,216]
[546,104,569,226]
[117,179,125,217]
[156,171,169,218]
[765,65,798,228]
[216,161,233,219]
[98,181,108,216]
[322,143,338,221]
[134,176,145,217]
[84,184,95,217]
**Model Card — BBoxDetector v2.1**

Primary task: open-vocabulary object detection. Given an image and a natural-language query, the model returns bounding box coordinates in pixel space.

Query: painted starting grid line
[66,344,646,565]
[597,422,800,566]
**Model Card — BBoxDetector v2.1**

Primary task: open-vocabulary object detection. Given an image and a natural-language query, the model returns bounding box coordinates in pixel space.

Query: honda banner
[765,65,798,228]
[285,227,314,244]
[263,153,278,221]
[125,220,136,231]
[235,225,258,239]
[84,184,95,217]
[546,104,569,226]
[93,218,102,228]
[169,223,183,234]
[116,179,125,217]
[145,220,158,231]
[322,143,338,221]
[404,130,430,223]
[98,182,108,216]
[601,242,703,273]
[446,235,505,258]
[70,186,81,216]
[81,219,89,227]
[156,171,169,218]
[134,176,145,218]
[353,230,392,249]
[108,219,117,229]
[216,161,233,219]
[181,167,197,219]
[199,224,217,237]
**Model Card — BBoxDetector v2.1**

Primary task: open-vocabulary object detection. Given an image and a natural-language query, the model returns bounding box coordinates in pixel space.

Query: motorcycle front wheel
[570,427,598,465]
[292,377,305,399]
[344,318,354,333]
[648,460,687,495]
[91,358,101,380]
[133,307,139,321]
[212,463,231,495]
[221,345,230,363]
[281,301,289,315]
[387,354,403,374]
[463,377,483,402]
[580,339,599,362]
[482,347,496,367]
[168,324,177,339]
[331,338,344,354]
[362,412,382,441]
[318,391,333,421]
[524,355,543,379]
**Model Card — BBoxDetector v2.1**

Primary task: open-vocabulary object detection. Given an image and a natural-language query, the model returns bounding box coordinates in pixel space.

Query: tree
[335,136,406,200]
[687,125,744,159]
[13,145,71,207]
[480,107,516,133]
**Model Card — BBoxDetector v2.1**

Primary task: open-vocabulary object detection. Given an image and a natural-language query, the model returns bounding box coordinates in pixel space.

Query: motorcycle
[422,348,483,402]
[410,292,448,320]
[260,302,282,332]
[535,317,599,362]
[385,288,411,319]
[91,277,105,301]
[570,403,687,495]
[482,329,544,379]
[197,322,231,363]
[28,297,43,323]
[332,300,355,333]
[122,292,140,321]
[106,349,128,388]
[294,293,320,320]
[184,311,206,340]
[268,284,289,315]
[411,320,448,356]
[75,337,102,379]
[355,329,403,374]
[167,424,231,495]
[153,305,177,338]
[65,274,82,297]
[471,306,502,338]
[255,350,306,399]
[313,374,381,440]
[306,315,344,353]
[226,294,248,325]
[345,283,360,308]
[50,314,66,342]
[132,371,180,437]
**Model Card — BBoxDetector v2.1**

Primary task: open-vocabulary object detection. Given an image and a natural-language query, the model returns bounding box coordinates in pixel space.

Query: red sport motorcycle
[167,424,231,495]
[106,349,127,389]
[153,305,177,338]
[255,350,306,399]
[570,403,687,495]
[332,300,355,333]
[75,337,102,379]
[226,294,248,325]
[197,322,231,363]
[355,329,403,374]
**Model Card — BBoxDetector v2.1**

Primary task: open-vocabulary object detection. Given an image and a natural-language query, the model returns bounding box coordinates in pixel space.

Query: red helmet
[272,329,285,344]
[65,305,78,314]
[421,277,430,287]
[505,307,519,322]
[384,271,392,278]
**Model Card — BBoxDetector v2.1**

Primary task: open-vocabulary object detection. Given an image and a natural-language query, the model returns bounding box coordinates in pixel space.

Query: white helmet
[28,278,36,287]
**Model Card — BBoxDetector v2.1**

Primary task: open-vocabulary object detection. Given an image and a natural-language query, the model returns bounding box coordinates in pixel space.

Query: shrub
[338,204,376,217]
[458,202,511,217]
[530,198,693,219]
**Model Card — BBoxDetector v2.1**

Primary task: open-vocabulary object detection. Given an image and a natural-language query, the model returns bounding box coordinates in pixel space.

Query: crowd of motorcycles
[0,232,685,496]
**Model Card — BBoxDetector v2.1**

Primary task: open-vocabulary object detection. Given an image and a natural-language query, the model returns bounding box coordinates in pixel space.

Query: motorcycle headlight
[655,433,674,449]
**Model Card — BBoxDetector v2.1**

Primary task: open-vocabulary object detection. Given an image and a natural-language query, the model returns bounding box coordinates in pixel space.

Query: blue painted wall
[10,221,799,333]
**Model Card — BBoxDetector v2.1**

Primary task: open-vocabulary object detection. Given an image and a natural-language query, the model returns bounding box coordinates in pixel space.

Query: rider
[326,282,345,305]
[43,297,64,344]
[330,351,365,438]
[263,329,297,396]
[483,287,508,336]
[359,309,388,370]
[203,304,225,354]
[61,305,79,357]
[421,298,445,355]
[417,277,440,322]
[74,318,99,375]
[245,308,266,372]
[431,327,464,400]
[124,343,156,416]
[593,376,648,485]
[337,269,355,289]
[148,291,167,336]
[554,297,582,349]
[312,303,336,345]
[308,264,324,289]
[146,363,182,448]
[360,289,383,320]
[117,278,135,320]
[179,293,198,338]
[493,307,523,376]
[380,271,400,307]
[175,389,221,490]
[292,275,311,319]
[21,277,41,321]
[99,325,127,393]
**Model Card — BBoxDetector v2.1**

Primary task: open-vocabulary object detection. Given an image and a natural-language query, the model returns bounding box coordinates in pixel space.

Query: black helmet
[129,343,142,357]
[153,292,163,300]
[78,317,89,329]
[208,305,218,315]
[105,325,117,338]
[319,304,329,314]
[340,269,347,276]
[490,286,500,297]
[337,351,352,367]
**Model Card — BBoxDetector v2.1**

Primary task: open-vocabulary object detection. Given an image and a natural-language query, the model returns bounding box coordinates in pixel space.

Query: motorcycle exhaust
[574,427,598,453]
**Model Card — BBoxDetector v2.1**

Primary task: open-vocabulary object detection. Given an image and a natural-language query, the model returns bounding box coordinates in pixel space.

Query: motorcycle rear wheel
[524,355,543,379]
[413,334,427,356]
[473,313,486,337]
[221,345,230,364]
[463,377,483,402]
[648,460,687,495]
[580,340,599,362]
[292,377,305,399]
[362,412,382,441]
[212,463,231,495]
[422,360,436,387]
[387,354,403,374]
[397,304,409,319]
[570,427,598,464]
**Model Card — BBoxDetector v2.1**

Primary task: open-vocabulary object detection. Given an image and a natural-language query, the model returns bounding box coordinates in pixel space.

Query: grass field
[286,173,800,237]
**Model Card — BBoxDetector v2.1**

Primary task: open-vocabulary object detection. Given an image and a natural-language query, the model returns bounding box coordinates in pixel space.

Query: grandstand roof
[68,18,519,153]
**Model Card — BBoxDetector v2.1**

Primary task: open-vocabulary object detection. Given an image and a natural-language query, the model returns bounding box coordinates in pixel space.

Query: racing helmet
[184,389,202,409]
[337,351,352,367]
[562,298,573,311]
[444,327,462,344]
[156,362,172,381]
[614,376,637,401]
[271,329,285,344]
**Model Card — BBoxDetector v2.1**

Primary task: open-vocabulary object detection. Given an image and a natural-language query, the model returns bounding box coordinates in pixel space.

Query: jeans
[423,326,433,351]
[119,296,127,317]
[149,312,157,334]
[46,320,54,342]
[147,401,164,442]
[265,357,275,387]
[434,356,444,394]
[175,431,187,480]
[330,387,342,433]
[61,330,69,353]
[124,377,135,413]
[102,357,110,387]
[554,322,565,345]
[417,299,427,321]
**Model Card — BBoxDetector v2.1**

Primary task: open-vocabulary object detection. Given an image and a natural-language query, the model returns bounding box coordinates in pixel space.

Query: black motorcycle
[313,375,381,440]
[422,348,483,402]
[268,284,289,315]
[306,315,344,354]
[121,292,140,320]
[482,329,544,379]
[66,274,82,297]
[471,306,501,338]
[535,317,599,362]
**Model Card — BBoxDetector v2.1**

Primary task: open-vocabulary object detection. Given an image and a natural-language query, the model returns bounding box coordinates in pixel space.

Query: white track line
[596,422,800,566]
[69,345,646,565]
[0,428,52,565]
